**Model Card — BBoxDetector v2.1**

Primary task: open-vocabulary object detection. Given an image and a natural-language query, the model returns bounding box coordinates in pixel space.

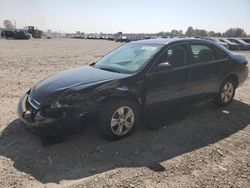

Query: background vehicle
[23,26,42,38]
[1,29,31,39]
[115,35,128,42]
[241,38,250,44]
[203,37,229,49]
[219,38,240,51]
[228,38,250,50]
[126,35,144,42]
[18,39,248,140]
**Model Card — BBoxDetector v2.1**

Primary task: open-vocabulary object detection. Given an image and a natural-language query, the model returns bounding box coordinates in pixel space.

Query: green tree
[214,32,222,37]
[157,31,166,36]
[185,26,194,37]
[3,20,15,30]
[171,29,179,37]
[192,29,207,37]
[208,31,215,37]
[178,30,184,37]
[223,28,247,37]
[198,29,207,37]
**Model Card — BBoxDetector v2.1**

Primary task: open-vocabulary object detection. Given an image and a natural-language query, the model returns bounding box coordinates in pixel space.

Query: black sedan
[18,38,249,140]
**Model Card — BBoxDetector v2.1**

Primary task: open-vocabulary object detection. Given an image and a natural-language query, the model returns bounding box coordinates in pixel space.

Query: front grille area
[28,95,40,110]
[25,95,41,121]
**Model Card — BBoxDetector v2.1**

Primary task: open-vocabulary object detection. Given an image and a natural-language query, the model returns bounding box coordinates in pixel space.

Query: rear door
[186,43,228,98]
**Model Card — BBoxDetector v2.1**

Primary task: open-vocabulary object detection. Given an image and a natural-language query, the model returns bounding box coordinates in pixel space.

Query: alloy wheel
[110,106,135,136]
[221,82,234,103]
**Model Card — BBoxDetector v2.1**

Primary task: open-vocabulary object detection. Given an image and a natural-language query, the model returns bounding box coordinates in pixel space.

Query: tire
[214,78,236,107]
[98,99,139,141]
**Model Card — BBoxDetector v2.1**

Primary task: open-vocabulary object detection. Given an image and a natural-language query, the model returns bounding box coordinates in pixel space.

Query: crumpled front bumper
[17,93,85,137]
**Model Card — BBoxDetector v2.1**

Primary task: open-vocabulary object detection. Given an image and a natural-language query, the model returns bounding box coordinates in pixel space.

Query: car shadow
[0,100,249,184]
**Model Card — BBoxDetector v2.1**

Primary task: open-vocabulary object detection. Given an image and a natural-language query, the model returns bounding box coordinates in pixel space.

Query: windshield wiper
[97,67,122,73]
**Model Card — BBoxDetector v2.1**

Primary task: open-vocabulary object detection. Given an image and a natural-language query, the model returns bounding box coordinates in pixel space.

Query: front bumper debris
[17,93,86,137]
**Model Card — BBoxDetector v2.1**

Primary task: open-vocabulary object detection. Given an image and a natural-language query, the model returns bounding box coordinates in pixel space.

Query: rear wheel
[215,79,236,107]
[98,99,139,140]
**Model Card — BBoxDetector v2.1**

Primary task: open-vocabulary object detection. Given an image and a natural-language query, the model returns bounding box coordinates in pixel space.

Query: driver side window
[159,44,188,67]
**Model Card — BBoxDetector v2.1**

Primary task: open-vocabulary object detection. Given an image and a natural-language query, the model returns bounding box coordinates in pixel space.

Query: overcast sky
[0,0,250,34]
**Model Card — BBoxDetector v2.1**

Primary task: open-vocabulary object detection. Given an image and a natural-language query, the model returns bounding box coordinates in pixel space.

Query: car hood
[30,66,128,105]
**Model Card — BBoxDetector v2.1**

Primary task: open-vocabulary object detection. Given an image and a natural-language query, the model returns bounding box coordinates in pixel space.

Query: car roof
[130,38,214,45]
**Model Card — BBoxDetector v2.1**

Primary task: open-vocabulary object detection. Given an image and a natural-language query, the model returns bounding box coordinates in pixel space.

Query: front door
[145,43,190,112]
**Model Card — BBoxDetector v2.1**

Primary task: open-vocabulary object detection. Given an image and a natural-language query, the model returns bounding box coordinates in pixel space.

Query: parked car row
[66,33,161,43]
[66,33,250,51]
[219,38,240,51]
[227,38,250,50]
[113,36,250,50]
[200,37,250,51]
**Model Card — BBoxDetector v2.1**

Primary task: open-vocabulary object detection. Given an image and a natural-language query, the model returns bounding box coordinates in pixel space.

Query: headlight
[50,101,70,109]
[46,93,88,118]
[50,93,87,109]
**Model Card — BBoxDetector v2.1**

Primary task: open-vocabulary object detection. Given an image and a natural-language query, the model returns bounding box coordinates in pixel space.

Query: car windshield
[94,43,163,74]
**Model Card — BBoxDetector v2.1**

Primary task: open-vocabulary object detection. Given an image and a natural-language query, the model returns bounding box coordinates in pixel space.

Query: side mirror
[89,62,96,66]
[155,62,172,71]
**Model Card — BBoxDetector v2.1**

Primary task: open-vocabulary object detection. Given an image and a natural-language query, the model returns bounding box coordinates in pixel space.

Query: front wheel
[215,79,236,107]
[98,100,139,140]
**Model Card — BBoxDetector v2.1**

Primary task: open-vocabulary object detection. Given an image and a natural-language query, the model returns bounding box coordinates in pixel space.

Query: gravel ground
[0,39,249,188]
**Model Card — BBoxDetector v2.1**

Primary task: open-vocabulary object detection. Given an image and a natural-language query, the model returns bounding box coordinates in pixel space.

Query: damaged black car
[18,38,248,140]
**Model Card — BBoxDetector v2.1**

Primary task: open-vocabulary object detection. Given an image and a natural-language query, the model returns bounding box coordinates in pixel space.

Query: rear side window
[214,47,228,59]
[158,44,188,67]
[190,44,216,64]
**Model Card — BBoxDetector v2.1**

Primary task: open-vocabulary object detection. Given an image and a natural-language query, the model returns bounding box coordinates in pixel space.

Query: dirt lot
[0,39,249,188]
